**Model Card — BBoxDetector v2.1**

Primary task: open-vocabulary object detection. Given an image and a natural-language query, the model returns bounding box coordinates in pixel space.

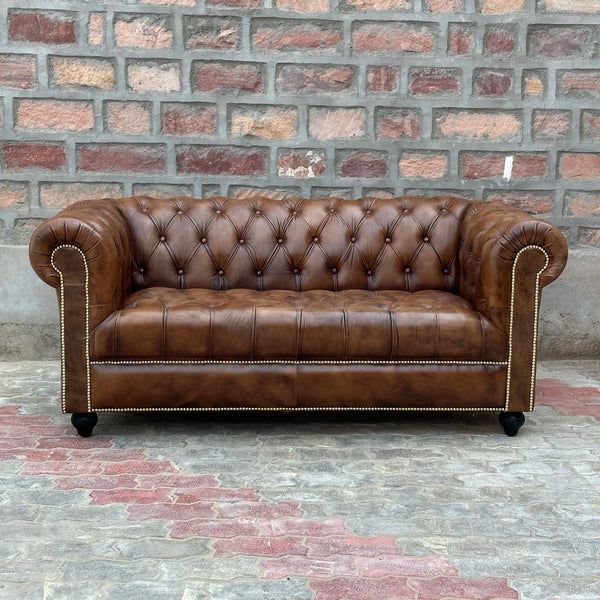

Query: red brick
[214,537,307,556]
[409,576,518,600]
[353,21,437,54]
[132,184,194,198]
[214,501,302,518]
[90,488,171,504]
[15,99,94,132]
[105,101,152,135]
[77,144,166,173]
[341,0,411,8]
[484,191,555,215]
[277,149,326,178]
[337,150,388,178]
[128,502,214,520]
[473,69,513,97]
[262,555,356,579]
[434,110,522,141]
[559,70,600,98]
[357,554,457,577]
[102,459,176,475]
[169,519,259,539]
[208,0,261,6]
[367,66,399,93]
[276,0,330,11]
[2,142,66,172]
[582,110,600,141]
[399,152,448,179]
[559,153,600,180]
[8,10,76,44]
[564,191,600,217]
[252,19,342,52]
[308,107,365,140]
[479,0,524,12]
[40,183,123,209]
[305,535,402,557]
[448,23,475,55]
[408,67,461,96]
[192,61,265,94]
[162,103,217,136]
[376,108,420,140]
[176,146,268,176]
[127,60,180,92]
[522,69,546,98]
[311,577,414,599]
[36,437,112,449]
[50,56,115,90]
[484,25,517,55]
[88,13,104,46]
[114,14,173,49]
[528,25,594,58]
[461,152,548,179]
[0,54,37,88]
[230,105,298,140]
[277,64,355,94]
[425,0,464,10]
[578,228,600,247]
[183,16,240,50]
[532,110,571,140]
[0,182,29,209]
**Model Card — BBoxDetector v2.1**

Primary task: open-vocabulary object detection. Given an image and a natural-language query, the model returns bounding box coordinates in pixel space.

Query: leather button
[403,208,409,213]
[350,237,356,243]
[313,237,319,243]
[441,208,447,214]
[256,270,262,276]
[255,210,261,215]
[277,238,284,244]
[178,269,184,275]
[201,237,207,244]
[367,270,373,276]
[239,239,245,245]
[385,237,391,244]
[217,270,224,276]
[405,267,411,274]
[215,209,222,214]
[177,210,183,215]
[141,208,148,213]
[160,236,166,242]
[423,236,430,242]
[365,209,371,215]
[292,210,298,216]
[293,268,300,274]
[331,268,338,274]
[329,208,335,213]
[443,268,450,274]
[139,268,144,274]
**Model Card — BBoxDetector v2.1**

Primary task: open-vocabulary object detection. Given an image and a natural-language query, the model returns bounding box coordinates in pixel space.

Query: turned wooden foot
[499,411,525,437]
[71,412,98,437]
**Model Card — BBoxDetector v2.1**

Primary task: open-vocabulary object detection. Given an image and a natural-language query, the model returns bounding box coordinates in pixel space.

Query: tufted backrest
[116,195,471,293]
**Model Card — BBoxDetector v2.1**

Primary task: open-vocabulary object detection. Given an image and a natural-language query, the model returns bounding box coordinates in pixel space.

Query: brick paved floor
[1,361,599,600]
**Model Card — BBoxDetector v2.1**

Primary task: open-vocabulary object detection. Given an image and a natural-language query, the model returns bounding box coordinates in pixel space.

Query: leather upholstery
[29,194,568,415]
[91,288,506,361]
[117,195,471,293]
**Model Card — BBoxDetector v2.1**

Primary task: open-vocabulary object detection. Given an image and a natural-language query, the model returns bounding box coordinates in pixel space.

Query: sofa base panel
[89,363,507,411]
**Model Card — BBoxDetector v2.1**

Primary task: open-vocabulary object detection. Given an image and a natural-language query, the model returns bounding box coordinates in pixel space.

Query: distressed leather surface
[91,287,506,361]
[29,195,568,413]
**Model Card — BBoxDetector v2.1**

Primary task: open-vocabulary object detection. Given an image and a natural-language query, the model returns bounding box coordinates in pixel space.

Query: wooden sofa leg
[499,412,525,437]
[71,412,98,437]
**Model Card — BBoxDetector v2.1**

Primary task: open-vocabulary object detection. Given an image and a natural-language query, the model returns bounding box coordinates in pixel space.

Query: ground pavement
[0,361,599,600]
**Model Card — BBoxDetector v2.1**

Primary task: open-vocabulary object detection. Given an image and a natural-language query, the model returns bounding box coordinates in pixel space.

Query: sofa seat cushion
[90,287,506,362]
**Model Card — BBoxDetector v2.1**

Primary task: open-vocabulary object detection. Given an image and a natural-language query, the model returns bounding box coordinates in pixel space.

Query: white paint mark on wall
[503,155,514,181]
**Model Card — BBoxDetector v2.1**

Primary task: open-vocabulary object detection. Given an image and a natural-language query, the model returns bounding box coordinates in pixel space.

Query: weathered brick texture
[0,2,599,245]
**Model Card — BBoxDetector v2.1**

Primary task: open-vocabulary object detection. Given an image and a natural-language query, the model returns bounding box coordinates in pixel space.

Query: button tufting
[139,268,144,274]
[141,208,148,213]
[239,239,245,245]
[256,270,262,276]
[329,208,335,214]
[331,267,338,274]
[177,210,183,215]
[218,270,224,276]
[293,268,300,274]
[215,209,222,214]
[365,209,371,215]
[367,270,373,276]
[255,210,261,215]
[201,237,207,244]
[443,268,450,274]
[423,236,430,243]
[178,269,184,275]
[277,238,284,244]
[350,237,356,243]
[405,267,411,274]
[313,237,319,243]
[160,236,166,242]
[385,237,391,243]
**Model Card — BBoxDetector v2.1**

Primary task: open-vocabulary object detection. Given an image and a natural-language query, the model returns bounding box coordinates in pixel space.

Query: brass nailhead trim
[53,243,548,415]
[91,360,508,366]
[95,406,502,413]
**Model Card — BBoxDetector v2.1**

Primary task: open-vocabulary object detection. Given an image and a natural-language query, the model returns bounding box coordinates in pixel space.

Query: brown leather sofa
[29,195,568,437]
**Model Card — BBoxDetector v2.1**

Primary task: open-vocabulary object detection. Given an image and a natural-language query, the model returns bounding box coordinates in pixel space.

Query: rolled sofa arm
[459,201,568,413]
[459,201,568,333]
[29,198,133,330]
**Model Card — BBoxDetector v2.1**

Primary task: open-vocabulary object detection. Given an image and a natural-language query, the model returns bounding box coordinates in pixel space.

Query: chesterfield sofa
[29,195,567,437]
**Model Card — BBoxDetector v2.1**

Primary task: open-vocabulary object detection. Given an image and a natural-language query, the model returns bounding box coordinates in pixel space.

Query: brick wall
[0,0,599,246]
